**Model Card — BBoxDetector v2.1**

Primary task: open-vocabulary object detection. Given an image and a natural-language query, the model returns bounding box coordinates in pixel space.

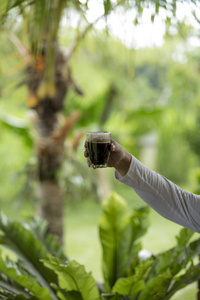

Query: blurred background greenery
[1,0,200,299]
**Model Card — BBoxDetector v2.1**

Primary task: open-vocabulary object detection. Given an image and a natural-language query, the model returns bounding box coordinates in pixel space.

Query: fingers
[84,141,89,158]
[84,142,92,167]
[84,148,88,158]
[84,138,118,169]
[111,140,116,152]
[87,158,92,168]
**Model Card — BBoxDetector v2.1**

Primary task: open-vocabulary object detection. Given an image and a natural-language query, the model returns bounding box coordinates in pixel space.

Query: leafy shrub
[0,193,200,299]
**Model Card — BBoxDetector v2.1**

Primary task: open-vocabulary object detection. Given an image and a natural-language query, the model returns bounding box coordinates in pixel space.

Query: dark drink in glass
[86,132,111,168]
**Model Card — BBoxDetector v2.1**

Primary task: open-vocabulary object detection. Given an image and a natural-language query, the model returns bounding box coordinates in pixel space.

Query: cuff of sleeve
[114,155,134,182]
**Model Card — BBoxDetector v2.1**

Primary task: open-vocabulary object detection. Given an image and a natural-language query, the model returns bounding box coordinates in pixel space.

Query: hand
[84,139,132,177]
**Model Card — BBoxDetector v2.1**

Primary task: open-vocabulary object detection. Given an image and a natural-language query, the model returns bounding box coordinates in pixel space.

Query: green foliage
[185,105,200,162]
[112,260,152,298]
[100,194,200,300]
[0,213,65,288]
[59,157,99,204]
[156,46,200,184]
[99,193,149,292]
[99,193,200,299]
[0,193,200,299]
[0,108,32,147]
[1,0,200,298]
[0,0,200,203]
[42,258,99,300]
[0,212,99,300]
[0,256,52,300]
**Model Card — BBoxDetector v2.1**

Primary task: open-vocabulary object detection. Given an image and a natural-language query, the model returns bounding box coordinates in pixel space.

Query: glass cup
[86,132,111,168]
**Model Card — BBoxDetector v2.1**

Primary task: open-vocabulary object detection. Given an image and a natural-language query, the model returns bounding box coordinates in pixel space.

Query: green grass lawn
[64,185,199,300]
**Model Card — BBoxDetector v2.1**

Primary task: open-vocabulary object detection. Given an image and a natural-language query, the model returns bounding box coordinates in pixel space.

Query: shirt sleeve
[115,155,200,233]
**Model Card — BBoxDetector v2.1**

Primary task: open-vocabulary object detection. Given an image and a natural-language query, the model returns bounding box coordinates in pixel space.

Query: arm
[116,155,200,233]
[84,139,200,233]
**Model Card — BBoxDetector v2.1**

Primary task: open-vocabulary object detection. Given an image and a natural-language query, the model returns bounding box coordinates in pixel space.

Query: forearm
[115,155,200,233]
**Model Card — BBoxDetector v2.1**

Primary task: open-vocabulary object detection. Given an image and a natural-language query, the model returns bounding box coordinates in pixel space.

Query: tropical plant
[0,193,200,299]
[0,0,199,244]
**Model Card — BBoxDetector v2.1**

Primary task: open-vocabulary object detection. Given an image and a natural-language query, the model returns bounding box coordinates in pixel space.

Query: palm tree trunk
[25,29,83,245]
[33,103,80,244]
[40,181,63,243]
[35,108,64,243]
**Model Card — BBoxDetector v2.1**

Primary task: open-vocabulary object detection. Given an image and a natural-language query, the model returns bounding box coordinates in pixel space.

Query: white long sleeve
[115,155,200,233]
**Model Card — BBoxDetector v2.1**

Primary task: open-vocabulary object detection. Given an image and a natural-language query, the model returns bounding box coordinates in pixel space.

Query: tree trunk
[25,38,83,244]
[32,108,80,244]
[39,181,63,244]
[33,99,64,242]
